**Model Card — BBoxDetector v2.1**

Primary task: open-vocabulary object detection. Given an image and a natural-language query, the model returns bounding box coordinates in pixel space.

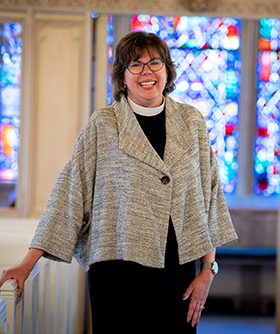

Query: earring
[123,84,127,89]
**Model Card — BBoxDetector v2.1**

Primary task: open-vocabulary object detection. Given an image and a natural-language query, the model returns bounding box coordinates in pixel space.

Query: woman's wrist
[20,248,44,272]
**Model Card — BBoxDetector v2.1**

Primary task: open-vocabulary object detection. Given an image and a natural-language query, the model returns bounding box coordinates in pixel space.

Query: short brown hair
[112,31,176,102]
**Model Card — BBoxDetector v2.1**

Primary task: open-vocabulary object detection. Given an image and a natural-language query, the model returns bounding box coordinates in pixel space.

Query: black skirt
[87,222,197,334]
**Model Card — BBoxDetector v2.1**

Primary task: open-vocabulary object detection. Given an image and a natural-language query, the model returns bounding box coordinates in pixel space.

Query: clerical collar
[128,96,165,117]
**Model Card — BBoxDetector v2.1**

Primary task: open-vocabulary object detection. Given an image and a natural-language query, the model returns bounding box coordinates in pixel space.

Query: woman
[0,31,237,333]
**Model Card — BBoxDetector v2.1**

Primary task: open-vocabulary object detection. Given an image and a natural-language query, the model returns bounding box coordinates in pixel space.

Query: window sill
[225,194,280,211]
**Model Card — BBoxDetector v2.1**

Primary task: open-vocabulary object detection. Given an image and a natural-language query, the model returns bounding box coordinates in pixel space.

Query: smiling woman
[0,30,237,334]
[123,52,168,107]
[111,31,176,104]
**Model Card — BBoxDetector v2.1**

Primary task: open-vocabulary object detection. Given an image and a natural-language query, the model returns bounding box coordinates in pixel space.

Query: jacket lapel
[115,97,169,174]
[164,97,195,169]
[114,96,194,173]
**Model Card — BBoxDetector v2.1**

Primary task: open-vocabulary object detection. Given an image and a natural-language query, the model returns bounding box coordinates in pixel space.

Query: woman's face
[124,50,168,108]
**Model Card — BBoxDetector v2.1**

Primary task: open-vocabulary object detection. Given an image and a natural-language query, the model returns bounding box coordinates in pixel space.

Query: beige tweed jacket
[30,96,238,271]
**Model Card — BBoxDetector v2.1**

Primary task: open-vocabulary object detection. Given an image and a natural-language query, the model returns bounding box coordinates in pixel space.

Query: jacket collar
[114,96,194,173]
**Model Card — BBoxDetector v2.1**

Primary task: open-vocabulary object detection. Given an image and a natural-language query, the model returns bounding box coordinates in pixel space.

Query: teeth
[140,81,155,86]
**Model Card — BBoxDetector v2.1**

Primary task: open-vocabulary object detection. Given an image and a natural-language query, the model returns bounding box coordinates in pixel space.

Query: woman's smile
[124,50,167,108]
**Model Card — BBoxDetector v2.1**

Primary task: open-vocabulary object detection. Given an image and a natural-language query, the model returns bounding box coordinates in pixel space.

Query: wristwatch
[201,261,219,275]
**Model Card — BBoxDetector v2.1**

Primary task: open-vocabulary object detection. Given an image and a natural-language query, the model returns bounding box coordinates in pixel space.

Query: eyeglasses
[126,58,164,75]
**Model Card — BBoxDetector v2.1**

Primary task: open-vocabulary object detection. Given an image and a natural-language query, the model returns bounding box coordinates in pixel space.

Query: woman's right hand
[0,264,31,297]
[0,248,44,297]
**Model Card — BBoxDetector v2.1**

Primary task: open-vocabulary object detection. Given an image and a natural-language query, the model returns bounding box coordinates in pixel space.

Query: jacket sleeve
[197,111,238,247]
[30,118,97,263]
[207,147,238,246]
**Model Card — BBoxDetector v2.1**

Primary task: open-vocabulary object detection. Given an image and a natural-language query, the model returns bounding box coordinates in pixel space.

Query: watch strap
[201,261,218,275]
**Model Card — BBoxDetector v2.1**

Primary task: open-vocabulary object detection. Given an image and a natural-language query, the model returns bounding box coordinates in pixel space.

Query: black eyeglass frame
[125,58,165,75]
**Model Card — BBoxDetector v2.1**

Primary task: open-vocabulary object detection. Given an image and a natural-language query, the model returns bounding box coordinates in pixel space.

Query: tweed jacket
[30,96,238,271]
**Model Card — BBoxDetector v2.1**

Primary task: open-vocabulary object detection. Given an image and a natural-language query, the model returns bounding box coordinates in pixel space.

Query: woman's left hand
[182,269,214,327]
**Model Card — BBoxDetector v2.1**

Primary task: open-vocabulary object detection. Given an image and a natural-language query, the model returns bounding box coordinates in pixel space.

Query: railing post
[0,279,23,334]
[0,263,40,334]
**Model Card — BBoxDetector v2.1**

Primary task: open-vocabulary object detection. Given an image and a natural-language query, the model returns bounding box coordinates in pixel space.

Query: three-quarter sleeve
[207,147,238,246]
[30,118,97,263]
[196,109,238,248]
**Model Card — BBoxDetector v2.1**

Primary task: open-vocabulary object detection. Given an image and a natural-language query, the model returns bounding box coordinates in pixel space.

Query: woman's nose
[141,63,153,74]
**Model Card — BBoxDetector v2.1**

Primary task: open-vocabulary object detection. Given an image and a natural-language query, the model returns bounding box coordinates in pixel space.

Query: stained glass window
[0,22,22,207]
[131,15,241,193]
[254,19,280,196]
[107,15,114,106]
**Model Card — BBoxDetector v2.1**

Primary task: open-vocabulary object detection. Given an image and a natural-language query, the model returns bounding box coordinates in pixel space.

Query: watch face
[212,261,219,274]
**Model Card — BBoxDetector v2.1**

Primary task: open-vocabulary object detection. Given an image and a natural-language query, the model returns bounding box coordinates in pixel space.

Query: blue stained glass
[131,15,241,193]
[106,15,114,106]
[0,22,22,205]
[254,18,280,196]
